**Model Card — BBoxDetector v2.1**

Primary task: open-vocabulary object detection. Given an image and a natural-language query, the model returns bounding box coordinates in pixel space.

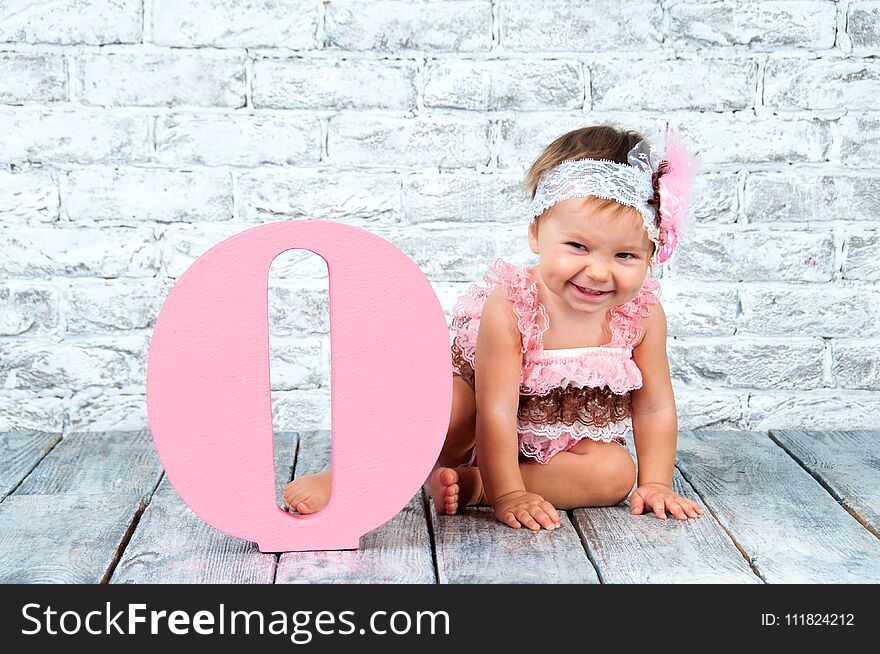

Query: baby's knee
[593,446,637,504]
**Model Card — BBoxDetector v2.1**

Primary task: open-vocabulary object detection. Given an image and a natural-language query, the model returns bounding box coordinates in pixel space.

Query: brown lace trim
[451,339,475,388]
[451,347,632,429]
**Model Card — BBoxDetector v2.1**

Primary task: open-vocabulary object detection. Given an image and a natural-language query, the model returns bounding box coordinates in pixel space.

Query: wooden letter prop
[146,220,451,552]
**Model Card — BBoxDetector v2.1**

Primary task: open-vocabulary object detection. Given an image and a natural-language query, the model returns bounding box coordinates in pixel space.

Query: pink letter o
[146,220,451,551]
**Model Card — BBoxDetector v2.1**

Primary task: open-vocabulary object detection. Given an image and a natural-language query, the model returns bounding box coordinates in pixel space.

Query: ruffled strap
[482,258,549,355]
[608,275,661,348]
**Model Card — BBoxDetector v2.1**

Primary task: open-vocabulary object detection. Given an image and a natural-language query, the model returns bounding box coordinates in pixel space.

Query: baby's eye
[566,242,587,250]
[617,253,637,259]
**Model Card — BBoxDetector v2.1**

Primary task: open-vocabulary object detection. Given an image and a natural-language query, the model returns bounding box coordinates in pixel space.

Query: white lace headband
[526,132,699,265]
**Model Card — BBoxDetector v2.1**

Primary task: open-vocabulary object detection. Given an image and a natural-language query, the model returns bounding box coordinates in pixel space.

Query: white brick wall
[1,0,878,435]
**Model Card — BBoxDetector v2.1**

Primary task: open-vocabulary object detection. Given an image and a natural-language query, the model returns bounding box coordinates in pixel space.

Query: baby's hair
[523,124,668,264]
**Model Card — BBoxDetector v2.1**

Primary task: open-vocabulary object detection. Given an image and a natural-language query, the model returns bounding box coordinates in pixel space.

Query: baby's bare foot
[430,467,461,515]
[283,469,331,514]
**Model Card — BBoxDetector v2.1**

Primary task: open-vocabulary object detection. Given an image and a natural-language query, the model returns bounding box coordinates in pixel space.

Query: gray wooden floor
[0,429,878,583]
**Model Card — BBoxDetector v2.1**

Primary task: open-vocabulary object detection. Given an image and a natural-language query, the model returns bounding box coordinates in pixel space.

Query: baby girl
[285,124,704,531]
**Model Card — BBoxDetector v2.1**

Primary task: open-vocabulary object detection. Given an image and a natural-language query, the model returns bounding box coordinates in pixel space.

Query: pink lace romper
[450,258,660,465]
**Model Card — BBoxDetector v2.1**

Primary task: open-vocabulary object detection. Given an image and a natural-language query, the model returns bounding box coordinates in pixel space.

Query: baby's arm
[630,301,703,520]
[474,287,558,530]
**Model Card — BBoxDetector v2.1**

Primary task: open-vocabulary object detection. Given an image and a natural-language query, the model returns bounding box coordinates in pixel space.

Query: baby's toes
[295,497,320,514]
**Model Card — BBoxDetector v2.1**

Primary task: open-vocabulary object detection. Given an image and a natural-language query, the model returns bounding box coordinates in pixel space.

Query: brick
[0,0,141,45]
[269,338,323,390]
[669,338,824,389]
[424,59,582,111]
[592,58,757,111]
[843,230,880,281]
[268,283,329,336]
[65,167,232,223]
[0,337,148,391]
[434,281,477,324]
[669,1,837,50]
[676,113,830,164]
[832,341,880,390]
[253,58,417,110]
[402,172,524,225]
[329,115,490,168]
[0,395,64,431]
[0,109,148,164]
[389,225,522,281]
[68,390,147,432]
[64,278,172,333]
[0,225,158,278]
[672,385,745,429]
[501,0,662,52]
[764,58,880,111]
[670,228,835,282]
[152,0,317,48]
[325,0,491,52]
[155,113,321,167]
[157,222,260,278]
[848,1,880,51]
[840,114,880,168]
[0,53,66,103]
[0,285,59,335]
[659,280,737,337]
[271,389,331,430]
[693,173,738,224]
[0,169,58,222]
[238,169,401,224]
[78,52,246,108]
[747,391,880,430]
[739,285,880,337]
[745,174,880,222]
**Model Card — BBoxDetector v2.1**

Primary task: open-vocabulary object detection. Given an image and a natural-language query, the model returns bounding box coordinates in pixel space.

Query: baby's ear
[527,220,539,254]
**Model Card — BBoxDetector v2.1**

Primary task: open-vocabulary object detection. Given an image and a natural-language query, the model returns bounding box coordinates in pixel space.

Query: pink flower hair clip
[653,129,701,264]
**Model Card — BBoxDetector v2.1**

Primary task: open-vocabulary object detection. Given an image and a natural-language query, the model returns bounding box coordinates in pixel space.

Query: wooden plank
[0,430,167,583]
[676,430,880,583]
[430,499,599,584]
[275,430,298,508]
[770,430,880,537]
[111,476,276,584]
[0,430,61,502]
[275,430,436,583]
[572,469,760,584]
[16,429,163,498]
[276,493,436,583]
[0,491,144,583]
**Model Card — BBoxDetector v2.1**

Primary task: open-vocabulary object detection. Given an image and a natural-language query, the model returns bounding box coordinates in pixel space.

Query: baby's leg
[287,376,477,515]
[283,469,331,514]
[517,439,636,509]
[437,375,477,467]
[433,439,636,514]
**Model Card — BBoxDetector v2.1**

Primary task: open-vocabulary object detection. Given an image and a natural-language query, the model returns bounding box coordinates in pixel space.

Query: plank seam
[272,433,299,582]
[674,463,767,584]
[103,469,166,584]
[767,431,880,541]
[420,486,441,585]
[569,509,606,584]
[1,431,63,505]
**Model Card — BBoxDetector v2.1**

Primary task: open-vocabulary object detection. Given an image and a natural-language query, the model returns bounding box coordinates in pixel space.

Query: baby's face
[528,196,652,317]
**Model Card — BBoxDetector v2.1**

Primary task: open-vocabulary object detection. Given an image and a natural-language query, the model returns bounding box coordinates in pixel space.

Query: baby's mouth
[572,283,611,296]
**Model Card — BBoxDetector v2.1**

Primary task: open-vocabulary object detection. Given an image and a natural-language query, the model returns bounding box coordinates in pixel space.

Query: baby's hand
[492,490,560,531]
[630,482,704,520]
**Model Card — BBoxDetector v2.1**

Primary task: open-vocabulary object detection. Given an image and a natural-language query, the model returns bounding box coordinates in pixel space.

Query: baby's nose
[585,265,610,283]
